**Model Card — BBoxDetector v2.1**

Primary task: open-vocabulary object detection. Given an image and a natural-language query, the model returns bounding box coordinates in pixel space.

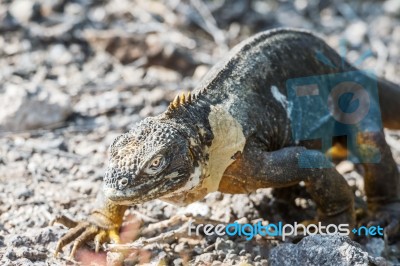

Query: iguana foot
[362,202,400,242]
[51,212,122,259]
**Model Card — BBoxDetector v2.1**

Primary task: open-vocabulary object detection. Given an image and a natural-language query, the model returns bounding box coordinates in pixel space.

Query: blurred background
[0,0,400,265]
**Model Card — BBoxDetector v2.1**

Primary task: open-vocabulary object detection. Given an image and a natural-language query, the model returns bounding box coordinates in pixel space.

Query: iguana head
[103,117,198,205]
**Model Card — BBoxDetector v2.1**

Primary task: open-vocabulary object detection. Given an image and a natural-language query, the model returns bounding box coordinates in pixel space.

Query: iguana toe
[52,213,122,258]
[359,202,400,242]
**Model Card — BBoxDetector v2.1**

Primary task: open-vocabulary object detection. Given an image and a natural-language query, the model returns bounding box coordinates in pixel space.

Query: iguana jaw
[103,171,191,205]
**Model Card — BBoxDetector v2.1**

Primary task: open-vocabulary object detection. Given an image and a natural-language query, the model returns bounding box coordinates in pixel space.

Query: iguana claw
[51,200,127,259]
[51,214,121,259]
[359,201,400,242]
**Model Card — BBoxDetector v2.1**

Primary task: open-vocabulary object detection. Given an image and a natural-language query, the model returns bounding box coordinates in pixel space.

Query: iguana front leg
[357,131,400,240]
[219,144,355,227]
[52,197,127,258]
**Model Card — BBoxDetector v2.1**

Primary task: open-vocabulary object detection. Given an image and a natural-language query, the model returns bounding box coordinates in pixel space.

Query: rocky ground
[1,0,400,265]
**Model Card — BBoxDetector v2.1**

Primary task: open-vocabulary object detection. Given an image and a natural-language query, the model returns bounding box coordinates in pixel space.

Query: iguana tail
[378,78,400,129]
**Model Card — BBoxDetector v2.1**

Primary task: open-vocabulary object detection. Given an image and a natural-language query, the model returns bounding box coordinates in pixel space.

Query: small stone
[9,0,35,23]
[345,21,368,47]
[364,238,385,258]
[224,253,239,261]
[48,44,73,65]
[336,160,355,174]
[217,250,226,260]
[269,235,370,266]
[13,258,34,265]
[173,258,184,266]
[226,249,236,254]
[107,252,124,266]
[195,252,217,263]
[6,235,32,247]
[68,180,93,195]
[15,246,47,261]
[231,195,256,219]
[15,188,34,199]
[383,0,400,15]
[147,88,167,105]
[32,227,61,245]
[0,10,20,31]
[139,105,154,117]
[244,253,253,260]
[74,91,120,117]
[177,202,210,217]
[0,85,72,131]
[215,238,236,251]
[369,256,389,265]
[145,66,182,83]
[254,255,262,262]
[174,242,189,253]
[5,249,17,260]
[193,65,209,81]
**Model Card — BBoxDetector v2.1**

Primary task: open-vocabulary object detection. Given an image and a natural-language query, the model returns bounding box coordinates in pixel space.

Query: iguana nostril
[118,178,129,188]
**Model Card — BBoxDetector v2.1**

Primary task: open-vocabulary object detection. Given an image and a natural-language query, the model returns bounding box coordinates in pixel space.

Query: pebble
[14,247,47,261]
[9,0,35,23]
[177,202,210,217]
[195,252,218,263]
[107,252,125,266]
[173,258,184,266]
[215,238,237,251]
[344,21,368,47]
[384,0,400,15]
[0,85,72,131]
[6,235,32,247]
[74,91,121,116]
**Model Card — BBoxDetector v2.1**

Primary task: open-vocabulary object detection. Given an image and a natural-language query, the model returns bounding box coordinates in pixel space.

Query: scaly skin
[53,28,400,258]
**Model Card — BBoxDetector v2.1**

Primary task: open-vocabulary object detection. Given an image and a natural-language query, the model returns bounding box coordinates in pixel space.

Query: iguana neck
[159,94,214,166]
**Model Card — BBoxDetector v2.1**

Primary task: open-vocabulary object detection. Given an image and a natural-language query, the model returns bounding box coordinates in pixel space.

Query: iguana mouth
[103,181,158,204]
[103,174,187,205]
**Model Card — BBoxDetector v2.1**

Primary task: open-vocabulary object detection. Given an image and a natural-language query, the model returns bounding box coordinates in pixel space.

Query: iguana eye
[151,157,161,168]
[144,155,165,174]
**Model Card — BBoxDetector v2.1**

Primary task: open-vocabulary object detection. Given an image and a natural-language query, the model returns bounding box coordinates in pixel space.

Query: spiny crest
[167,91,189,112]
[166,88,206,115]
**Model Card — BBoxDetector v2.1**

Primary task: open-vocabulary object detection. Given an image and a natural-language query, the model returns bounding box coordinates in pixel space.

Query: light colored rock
[73,91,120,116]
[364,238,385,258]
[195,252,218,263]
[0,85,72,131]
[336,160,355,174]
[177,202,210,217]
[9,0,35,23]
[384,0,400,15]
[345,21,368,47]
[215,238,237,251]
[145,66,182,83]
[106,252,124,266]
[193,65,210,81]
[48,44,73,65]
[269,235,383,266]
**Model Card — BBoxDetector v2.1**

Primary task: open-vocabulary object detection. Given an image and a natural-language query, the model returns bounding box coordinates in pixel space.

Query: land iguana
[52,28,400,257]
